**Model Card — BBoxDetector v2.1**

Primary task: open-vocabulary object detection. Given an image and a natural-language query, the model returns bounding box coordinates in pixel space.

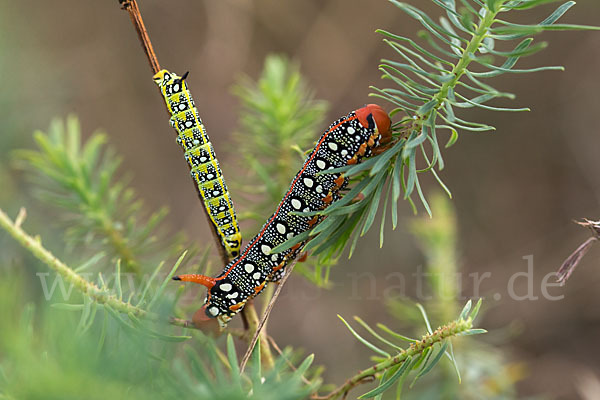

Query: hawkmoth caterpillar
[174,104,392,327]
[153,69,242,258]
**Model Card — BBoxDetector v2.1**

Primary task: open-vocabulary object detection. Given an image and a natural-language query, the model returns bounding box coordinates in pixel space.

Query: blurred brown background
[1,0,599,398]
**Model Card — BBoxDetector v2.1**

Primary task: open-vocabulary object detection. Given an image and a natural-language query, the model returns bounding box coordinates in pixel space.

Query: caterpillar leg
[267,267,286,283]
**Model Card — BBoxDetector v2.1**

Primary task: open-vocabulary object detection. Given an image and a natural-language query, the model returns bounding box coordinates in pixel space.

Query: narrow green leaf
[74,252,105,273]
[148,251,187,311]
[361,179,385,236]
[459,328,488,336]
[414,174,432,217]
[296,354,315,376]
[370,139,405,176]
[358,356,412,399]
[380,180,391,248]
[137,261,165,307]
[470,298,483,320]
[391,154,401,230]
[416,303,433,333]
[322,178,370,213]
[377,323,418,343]
[338,315,390,357]
[272,230,310,253]
[115,259,122,300]
[414,341,449,381]
[127,313,191,342]
[376,30,455,66]
[446,341,462,383]
[404,151,417,198]
[508,0,565,10]
[409,347,432,373]
[51,303,85,311]
[459,299,473,320]
[227,334,241,377]
[304,216,346,252]
[355,316,404,351]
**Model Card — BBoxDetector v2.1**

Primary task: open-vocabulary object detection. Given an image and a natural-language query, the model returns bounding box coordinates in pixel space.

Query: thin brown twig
[119,0,160,74]
[117,0,231,266]
[117,0,275,368]
[239,260,298,373]
[557,218,600,285]
[169,317,198,329]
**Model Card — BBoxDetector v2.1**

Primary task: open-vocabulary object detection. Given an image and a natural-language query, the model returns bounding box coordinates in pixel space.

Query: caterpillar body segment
[153,69,242,258]
[175,104,392,328]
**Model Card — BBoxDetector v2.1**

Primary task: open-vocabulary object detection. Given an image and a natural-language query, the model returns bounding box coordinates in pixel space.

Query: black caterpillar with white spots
[174,104,392,327]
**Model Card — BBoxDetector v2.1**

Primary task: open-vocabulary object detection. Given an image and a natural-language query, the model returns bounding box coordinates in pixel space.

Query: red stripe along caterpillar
[153,70,242,258]
[174,104,392,328]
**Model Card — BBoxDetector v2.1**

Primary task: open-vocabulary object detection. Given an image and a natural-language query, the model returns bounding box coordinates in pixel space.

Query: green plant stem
[97,212,140,273]
[311,318,473,400]
[429,8,497,112]
[0,207,146,317]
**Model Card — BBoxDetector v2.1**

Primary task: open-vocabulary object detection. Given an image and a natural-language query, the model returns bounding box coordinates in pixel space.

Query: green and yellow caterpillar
[153,69,242,258]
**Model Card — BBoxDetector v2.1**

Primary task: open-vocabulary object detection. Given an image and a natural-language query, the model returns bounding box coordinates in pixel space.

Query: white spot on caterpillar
[178,104,186,111]
[173,83,180,92]
[185,120,193,128]
[208,306,219,316]
[347,127,356,134]
[207,173,214,179]
[303,177,314,188]
[315,185,323,194]
[328,142,338,151]
[303,207,310,212]
[253,272,261,280]
[287,232,294,239]
[271,254,279,262]
[226,292,238,299]
[212,190,220,196]
[244,263,255,273]
[261,244,271,255]
[193,139,200,146]
[276,223,286,234]
[341,149,348,157]
[220,283,232,292]
[200,156,208,162]
[291,199,302,210]
[316,159,326,170]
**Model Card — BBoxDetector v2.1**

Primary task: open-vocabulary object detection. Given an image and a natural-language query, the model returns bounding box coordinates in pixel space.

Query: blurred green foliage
[385,194,522,399]
[0,271,314,400]
[13,116,189,274]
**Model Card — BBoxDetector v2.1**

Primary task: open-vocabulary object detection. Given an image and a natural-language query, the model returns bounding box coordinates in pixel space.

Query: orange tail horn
[173,274,216,289]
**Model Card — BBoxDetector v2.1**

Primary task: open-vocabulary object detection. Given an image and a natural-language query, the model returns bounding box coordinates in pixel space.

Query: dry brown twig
[118,0,232,265]
[239,259,298,373]
[117,0,277,367]
[557,218,600,285]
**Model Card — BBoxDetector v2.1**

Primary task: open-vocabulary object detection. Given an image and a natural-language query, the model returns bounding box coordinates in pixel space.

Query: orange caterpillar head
[356,104,392,144]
